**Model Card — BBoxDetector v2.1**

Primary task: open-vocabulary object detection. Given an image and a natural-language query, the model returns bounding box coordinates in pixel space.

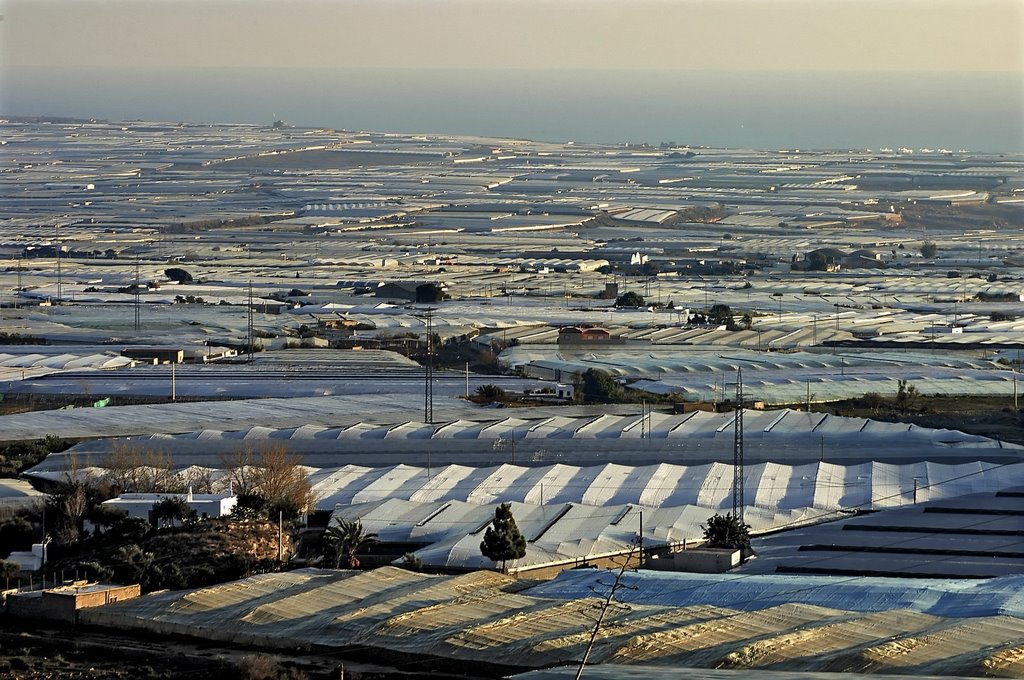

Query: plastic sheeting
[335,498,822,571]
[310,459,1024,512]
[524,570,1024,618]
[80,566,1024,677]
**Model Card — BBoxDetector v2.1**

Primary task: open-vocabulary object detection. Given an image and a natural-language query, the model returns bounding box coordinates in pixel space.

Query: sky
[1,1,1022,150]
[2,0,1021,73]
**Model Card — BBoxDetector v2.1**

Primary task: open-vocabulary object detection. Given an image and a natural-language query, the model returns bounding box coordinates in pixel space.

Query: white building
[101,490,237,522]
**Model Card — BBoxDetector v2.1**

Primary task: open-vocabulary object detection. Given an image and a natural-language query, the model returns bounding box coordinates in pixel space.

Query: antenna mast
[246,281,254,363]
[732,367,745,524]
[55,221,62,304]
[133,254,141,331]
[423,307,435,423]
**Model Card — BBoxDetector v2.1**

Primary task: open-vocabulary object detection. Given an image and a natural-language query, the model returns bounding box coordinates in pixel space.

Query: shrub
[164,267,193,283]
[615,291,646,308]
[475,384,507,403]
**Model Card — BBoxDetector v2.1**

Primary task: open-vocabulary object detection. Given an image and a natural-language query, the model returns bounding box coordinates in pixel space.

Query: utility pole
[638,509,644,569]
[575,541,638,680]
[465,362,470,399]
[171,361,176,401]
[15,254,23,309]
[277,510,283,562]
[732,367,745,526]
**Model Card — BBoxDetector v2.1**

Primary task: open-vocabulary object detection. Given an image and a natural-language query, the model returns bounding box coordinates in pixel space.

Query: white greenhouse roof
[80,566,1024,676]
[28,408,1023,477]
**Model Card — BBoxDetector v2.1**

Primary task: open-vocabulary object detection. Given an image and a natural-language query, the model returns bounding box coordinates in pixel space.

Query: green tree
[108,516,152,543]
[111,543,158,589]
[480,503,527,574]
[707,303,733,325]
[164,267,193,283]
[152,496,191,529]
[415,283,447,303]
[862,392,887,416]
[0,516,35,557]
[614,291,646,308]
[920,241,938,259]
[322,517,378,569]
[46,479,89,545]
[0,560,20,579]
[232,493,269,520]
[88,504,128,535]
[581,368,622,403]
[894,379,921,415]
[75,559,113,581]
[806,251,831,271]
[701,513,751,551]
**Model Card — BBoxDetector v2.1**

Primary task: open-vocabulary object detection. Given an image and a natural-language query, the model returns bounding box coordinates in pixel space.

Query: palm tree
[322,517,378,569]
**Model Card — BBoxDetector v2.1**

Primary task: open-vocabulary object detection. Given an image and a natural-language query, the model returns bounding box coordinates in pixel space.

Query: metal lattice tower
[55,222,62,304]
[246,281,254,363]
[732,367,745,523]
[133,255,141,331]
[423,307,435,423]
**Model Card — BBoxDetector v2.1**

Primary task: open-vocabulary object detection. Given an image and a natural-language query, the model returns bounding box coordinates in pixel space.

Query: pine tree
[480,503,527,573]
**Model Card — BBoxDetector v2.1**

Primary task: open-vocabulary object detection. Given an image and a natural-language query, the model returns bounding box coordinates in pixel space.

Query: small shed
[7,582,141,623]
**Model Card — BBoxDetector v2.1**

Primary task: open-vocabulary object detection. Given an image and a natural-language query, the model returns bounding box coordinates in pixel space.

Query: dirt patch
[0,623,471,679]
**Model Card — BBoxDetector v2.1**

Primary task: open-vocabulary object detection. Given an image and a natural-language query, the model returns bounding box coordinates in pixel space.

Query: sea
[3,67,1022,152]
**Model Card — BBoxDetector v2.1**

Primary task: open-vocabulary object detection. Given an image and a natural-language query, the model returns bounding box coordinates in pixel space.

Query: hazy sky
[2,0,1022,73]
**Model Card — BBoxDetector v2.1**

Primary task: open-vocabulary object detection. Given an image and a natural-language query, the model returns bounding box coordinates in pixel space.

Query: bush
[164,267,193,283]
[415,283,447,303]
[235,654,307,680]
[707,303,734,326]
[615,291,646,308]
[862,392,887,415]
[475,384,507,403]
[0,435,69,475]
[581,369,622,403]
[0,517,36,557]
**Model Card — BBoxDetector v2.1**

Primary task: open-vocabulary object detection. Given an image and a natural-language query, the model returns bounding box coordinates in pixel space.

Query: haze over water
[5,67,1022,152]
